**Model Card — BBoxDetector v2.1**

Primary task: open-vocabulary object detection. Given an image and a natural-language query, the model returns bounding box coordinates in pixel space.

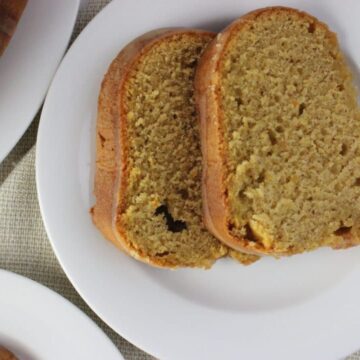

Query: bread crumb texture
[220,8,360,254]
[118,33,258,267]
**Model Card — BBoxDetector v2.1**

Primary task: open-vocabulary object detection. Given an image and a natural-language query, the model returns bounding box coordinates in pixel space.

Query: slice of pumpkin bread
[92,29,259,268]
[195,7,360,256]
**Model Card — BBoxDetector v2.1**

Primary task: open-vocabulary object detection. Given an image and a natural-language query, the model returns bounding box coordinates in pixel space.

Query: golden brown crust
[195,6,347,256]
[0,0,27,56]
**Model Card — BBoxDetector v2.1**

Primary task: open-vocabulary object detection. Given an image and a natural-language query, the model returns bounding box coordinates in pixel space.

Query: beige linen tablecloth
[0,1,358,359]
[0,1,153,359]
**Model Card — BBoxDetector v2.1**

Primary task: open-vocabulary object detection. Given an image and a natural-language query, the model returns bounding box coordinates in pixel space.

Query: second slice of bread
[196,7,360,256]
[91,29,259,268]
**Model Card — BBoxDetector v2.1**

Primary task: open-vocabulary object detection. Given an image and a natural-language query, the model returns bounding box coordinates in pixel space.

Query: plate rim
[0,0,81,163]
[0,269,123,359]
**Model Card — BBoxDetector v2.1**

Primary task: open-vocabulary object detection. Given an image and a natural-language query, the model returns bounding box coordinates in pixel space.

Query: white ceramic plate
[36,0,360,359]
[0,0,80,163]
[0,269,123,360]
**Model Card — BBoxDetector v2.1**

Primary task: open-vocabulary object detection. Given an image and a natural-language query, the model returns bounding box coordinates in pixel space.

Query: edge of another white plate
[0,269,123,360]
[0,0,80,163]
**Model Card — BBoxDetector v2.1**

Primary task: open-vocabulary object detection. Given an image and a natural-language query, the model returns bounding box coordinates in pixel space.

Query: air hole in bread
[340,143,348,156]
[244,223,258,243]
[188,59,197,68]
[354,178,360,186]
[238,190,245,199]
[155,205,187,233]
[337,84,345,91]
[308,22,316,33]
[267,129,277,145]
[195,46,203,54]
[99,133,106,147]
[235,97,243,107]
[257,171,265,183]
[179,189,189,199]
[155,251,170,257]
[298,103,306,116]
[334,226,352,236]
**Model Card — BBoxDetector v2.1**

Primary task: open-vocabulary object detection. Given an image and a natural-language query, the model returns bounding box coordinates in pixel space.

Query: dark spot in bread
[235,97,243,107]
[228,222,234,231]
[340,143,347,156]
[188,59,197,68]
[308,22,316,33]
[99,133,106,147]
[257,171,265,183]
[334,226,352,236]
[155,205,187,233]
[179,188,189,199]
[275,125,284,133]
[267,129,277,145]
[155,251,170,257]
[298,103,306,116]
[244,223,259,243]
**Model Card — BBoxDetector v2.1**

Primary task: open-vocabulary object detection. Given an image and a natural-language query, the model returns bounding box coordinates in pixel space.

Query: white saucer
[0,0,80,162]
[0,269,123,360]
